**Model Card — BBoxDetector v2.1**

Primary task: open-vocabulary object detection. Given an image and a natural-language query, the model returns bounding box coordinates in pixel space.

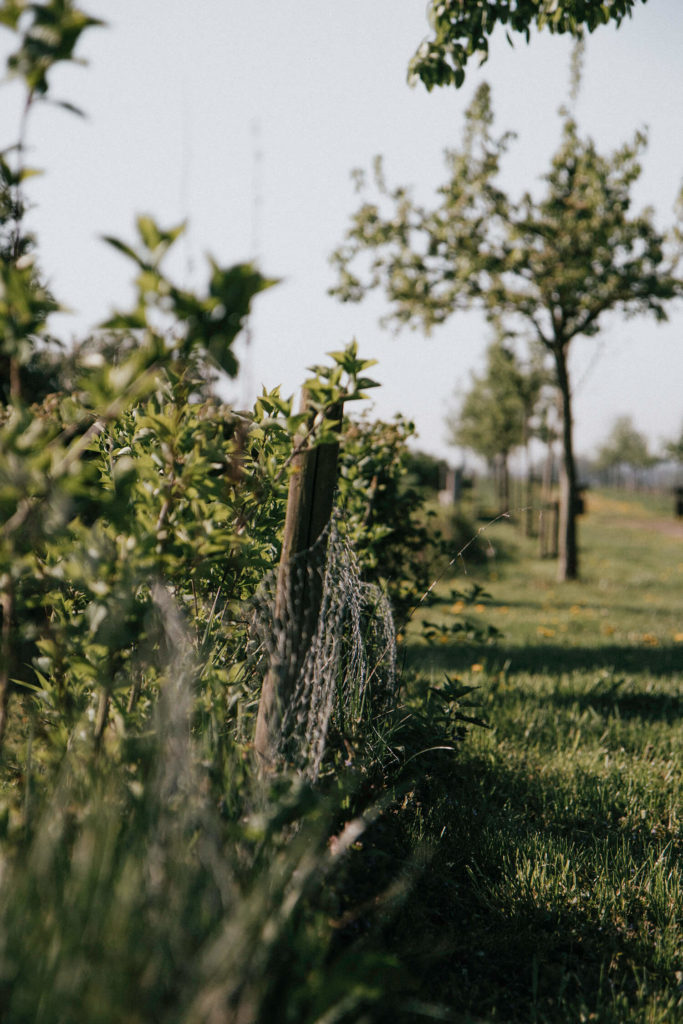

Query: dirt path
[617,517,683,539]
[586,493,683,540]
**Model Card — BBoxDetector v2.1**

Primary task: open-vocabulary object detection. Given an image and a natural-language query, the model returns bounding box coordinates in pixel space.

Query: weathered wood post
[254,396,343,770]
[539,500,559,559]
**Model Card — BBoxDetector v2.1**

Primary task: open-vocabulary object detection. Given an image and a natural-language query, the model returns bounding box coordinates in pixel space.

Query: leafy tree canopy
[447,336,545,512]
[448,339,528,463]
[410,0,647,90]
[330,75,683,579]
[595,414,654,472]
[663,423,683,464]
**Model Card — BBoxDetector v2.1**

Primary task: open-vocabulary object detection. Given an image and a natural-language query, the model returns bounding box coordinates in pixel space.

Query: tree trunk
[522,418,534,537]
[495,453,510,515]
[501,453,510,514]
[553,343,579,581]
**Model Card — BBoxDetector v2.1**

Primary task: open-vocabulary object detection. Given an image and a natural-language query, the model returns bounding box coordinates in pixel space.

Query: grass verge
[379,489,682,1021]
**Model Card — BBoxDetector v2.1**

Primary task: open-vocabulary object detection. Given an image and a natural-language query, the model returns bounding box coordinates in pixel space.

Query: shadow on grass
[548,686,681,723]
[341,748,668,1022]
[404,640,683,680]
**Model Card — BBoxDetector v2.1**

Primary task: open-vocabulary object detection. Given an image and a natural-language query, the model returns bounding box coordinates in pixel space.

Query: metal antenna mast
[249,118,263,266]
[241,117,263,405]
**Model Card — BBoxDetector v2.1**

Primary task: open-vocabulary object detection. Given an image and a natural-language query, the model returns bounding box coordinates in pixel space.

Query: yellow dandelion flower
[451,600,465,614]
[641,633,659,647]
[474,603,486,613]
[537,626,555,637]
[673,632,683,643]
[471,663,484,672]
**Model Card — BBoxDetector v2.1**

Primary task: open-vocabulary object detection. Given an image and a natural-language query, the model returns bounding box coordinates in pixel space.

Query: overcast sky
[3,0,683,461]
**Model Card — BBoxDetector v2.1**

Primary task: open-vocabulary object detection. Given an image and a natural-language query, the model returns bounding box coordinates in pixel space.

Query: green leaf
[0,2,27,30]
[49,98,86,117]
[102,234,149,268]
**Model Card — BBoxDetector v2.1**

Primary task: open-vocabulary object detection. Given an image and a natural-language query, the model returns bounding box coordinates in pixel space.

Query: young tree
[330,82,683,580]
[595,415,654,487]
[410,0,647,89]
[447,337,540,513]
[663,423,683,465]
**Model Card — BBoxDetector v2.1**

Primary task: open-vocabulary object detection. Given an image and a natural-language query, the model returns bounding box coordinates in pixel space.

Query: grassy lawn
[385,490,682,1022]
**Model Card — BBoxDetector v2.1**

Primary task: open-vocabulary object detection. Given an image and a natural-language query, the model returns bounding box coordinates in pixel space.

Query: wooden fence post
[539,500,559,559]
[253,396,343,770]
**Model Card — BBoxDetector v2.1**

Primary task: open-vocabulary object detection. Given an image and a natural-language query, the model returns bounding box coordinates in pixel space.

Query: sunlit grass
[391,489,682,1022]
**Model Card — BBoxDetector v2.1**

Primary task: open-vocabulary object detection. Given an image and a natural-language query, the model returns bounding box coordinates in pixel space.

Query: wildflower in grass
[471,663,484,672]
[641,633,659,646]
[537,626,555,637]
[673,632,683,643]
[451,600,465,614]
[474,603,486,613]
[602,624,616,636]
[498,605,509,614]
[570,604,583,615]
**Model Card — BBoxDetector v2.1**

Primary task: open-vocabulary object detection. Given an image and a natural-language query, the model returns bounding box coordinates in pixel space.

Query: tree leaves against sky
[330,77,683,579]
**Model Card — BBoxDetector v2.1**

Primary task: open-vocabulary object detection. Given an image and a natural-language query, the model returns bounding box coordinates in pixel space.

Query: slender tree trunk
[497,453,510,515]
[553,342,578,581]
[522,418,534,537]
[539,424,556,558]
[541,430,554,506]
[502,453,510,514]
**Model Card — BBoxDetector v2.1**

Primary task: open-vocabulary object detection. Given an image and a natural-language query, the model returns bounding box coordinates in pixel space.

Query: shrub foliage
[0,7,463,1021]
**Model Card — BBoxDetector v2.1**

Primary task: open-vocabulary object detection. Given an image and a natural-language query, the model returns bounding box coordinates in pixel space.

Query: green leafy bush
[0,7,477,1022]
[337,413,446,624]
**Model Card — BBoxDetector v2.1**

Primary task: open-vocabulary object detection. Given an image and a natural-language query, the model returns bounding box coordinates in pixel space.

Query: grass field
[383,489,682,1022]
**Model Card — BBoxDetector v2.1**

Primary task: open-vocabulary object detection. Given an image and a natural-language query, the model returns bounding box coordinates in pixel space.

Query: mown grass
[375,489,682,1022]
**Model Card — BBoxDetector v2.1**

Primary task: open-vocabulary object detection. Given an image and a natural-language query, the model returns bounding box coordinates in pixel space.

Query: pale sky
[3,0,683,461]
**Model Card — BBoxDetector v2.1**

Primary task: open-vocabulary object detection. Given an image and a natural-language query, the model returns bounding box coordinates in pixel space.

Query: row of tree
[330,42,683,580]
[445,337,547,514]
[447,336,683,499]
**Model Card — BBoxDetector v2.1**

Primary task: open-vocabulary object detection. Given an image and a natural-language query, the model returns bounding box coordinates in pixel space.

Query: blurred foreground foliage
[0,5,480,1021]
